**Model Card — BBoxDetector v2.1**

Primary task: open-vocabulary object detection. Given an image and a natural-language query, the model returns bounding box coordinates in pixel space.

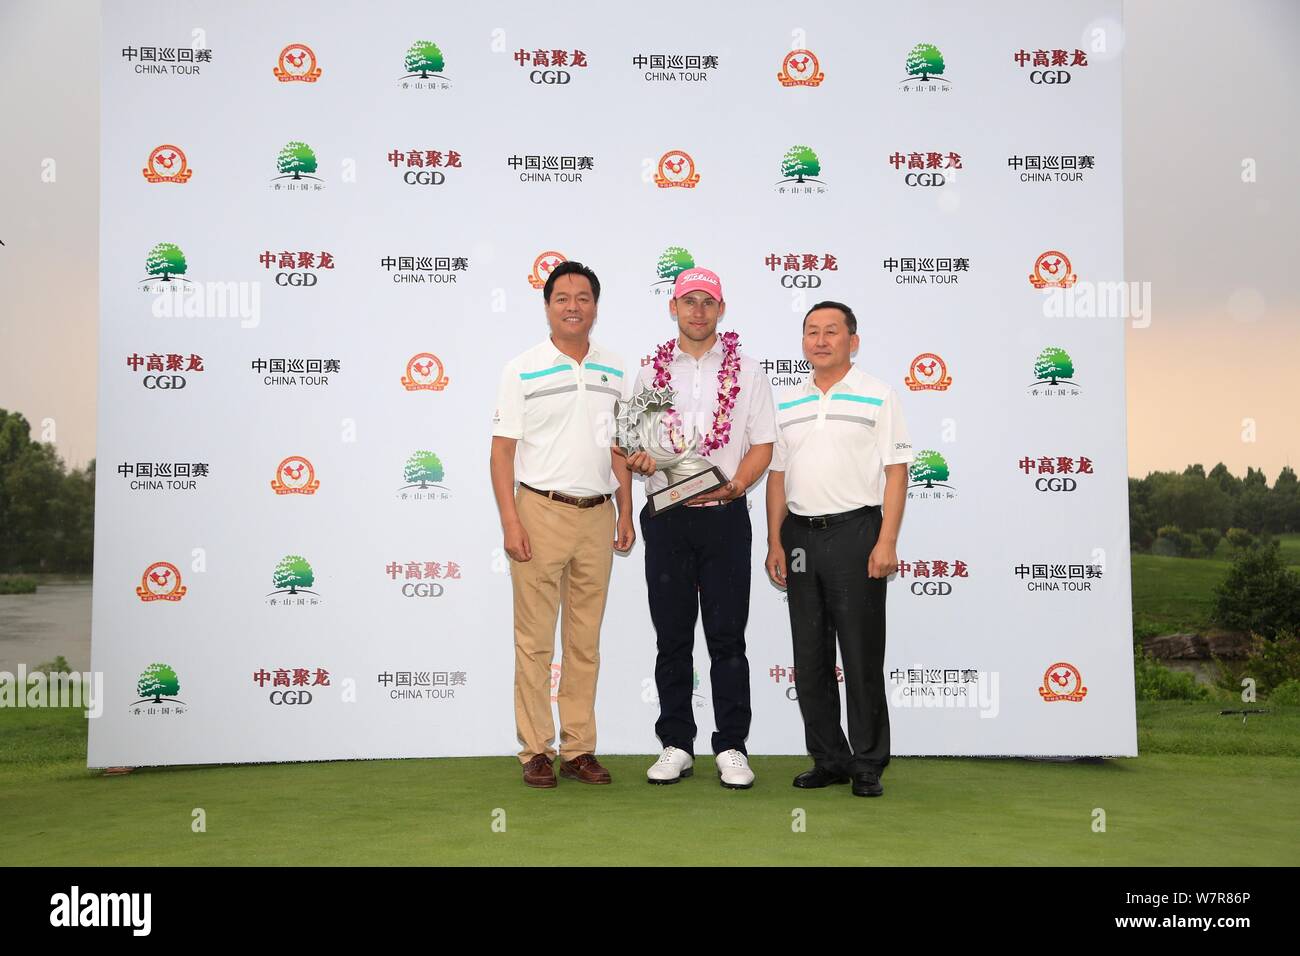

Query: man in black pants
[765,301,912,797]
[622,268,776,789]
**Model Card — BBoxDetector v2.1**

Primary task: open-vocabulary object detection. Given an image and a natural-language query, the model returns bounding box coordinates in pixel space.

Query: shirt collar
[674,335,724,364]
[542,337,599,367]
[802,363,858,395]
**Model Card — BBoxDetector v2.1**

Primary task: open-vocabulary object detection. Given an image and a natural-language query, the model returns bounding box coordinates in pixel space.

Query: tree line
[1129,463,1298,556]
[0,411,94,575]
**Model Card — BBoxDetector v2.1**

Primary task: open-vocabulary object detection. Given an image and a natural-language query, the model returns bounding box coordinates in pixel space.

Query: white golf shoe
[646,746,694,784]
[716,749,754,789]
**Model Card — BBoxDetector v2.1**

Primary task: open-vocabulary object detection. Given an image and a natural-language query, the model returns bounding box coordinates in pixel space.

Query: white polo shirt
[632,338,777,495]
[493,337,631,497]
[771,364,914,516]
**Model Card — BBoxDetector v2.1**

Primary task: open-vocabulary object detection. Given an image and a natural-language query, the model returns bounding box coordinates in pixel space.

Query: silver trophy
[615,383,729,515]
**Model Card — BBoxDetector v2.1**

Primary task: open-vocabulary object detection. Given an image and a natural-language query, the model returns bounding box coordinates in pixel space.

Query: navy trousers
[640,498,752,756]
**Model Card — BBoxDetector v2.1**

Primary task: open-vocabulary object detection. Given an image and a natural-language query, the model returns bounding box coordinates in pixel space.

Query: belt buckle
[810,515,829,529]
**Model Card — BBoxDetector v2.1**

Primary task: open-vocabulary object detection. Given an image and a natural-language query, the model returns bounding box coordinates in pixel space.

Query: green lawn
[4,537,1297,866]
[1131,532,1300,638]
[1131,554,1231,637]
[0,702,1296,866]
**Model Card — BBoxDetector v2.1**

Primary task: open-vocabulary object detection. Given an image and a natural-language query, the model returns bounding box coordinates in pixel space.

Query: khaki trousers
[512,487,615,762]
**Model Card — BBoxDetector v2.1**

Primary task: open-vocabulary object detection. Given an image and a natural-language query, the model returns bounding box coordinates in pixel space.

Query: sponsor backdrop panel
[91,0,1132,766]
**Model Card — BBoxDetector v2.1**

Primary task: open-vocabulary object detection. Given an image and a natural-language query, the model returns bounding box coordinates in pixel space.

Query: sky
[1,0,1296,481]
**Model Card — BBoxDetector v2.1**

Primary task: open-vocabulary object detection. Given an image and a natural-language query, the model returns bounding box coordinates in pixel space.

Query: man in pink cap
[623,267,777,789]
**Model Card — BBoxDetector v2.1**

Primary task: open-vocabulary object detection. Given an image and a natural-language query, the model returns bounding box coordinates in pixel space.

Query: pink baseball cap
[673,268,723,302]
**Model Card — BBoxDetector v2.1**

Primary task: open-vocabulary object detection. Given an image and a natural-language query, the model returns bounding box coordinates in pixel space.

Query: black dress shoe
[851,771,883,797]
[792,767,850,788]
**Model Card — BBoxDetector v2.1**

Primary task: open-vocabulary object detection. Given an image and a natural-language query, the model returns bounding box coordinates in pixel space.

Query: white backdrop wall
[90,0,1135,767]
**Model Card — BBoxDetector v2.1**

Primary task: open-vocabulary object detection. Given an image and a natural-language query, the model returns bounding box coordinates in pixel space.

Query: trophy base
[647,466,729,516]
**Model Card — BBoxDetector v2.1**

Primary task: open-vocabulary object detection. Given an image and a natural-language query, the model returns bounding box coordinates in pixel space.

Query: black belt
[785,505,880,529]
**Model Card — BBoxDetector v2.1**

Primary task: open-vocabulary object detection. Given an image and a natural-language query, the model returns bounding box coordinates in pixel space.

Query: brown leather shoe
[522,753,556,788]
[559,753,612,785]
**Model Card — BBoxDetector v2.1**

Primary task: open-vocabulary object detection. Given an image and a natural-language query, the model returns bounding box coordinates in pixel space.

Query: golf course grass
[1130,532,1300,638]
[1,701,1296,866]
[3,539,1296,866]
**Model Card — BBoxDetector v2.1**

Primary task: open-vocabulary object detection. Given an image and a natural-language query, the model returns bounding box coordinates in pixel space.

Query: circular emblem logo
[275,43,322,82]
[529,251,567,289]
[1039,662,1088,702]
[272,455,320,495]
[654,150,700,188]
[905,352,952,391]
[402,352,450,391]
[143,145,192,183]
[136,561,187,602]
[1030,250,1077,289]
[778,49,824,87]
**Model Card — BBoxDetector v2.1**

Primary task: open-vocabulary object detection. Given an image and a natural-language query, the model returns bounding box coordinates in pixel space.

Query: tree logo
[905,353,952,391]
[901,43,949,85]
[777,145,824,185]
[777,49,824,87]
[653,246,696,289]
[654,150,700,188]
[273,141,321,184]
[528,250,566,289]
[134,663,183,706]
[1029,250,1076,289]
[399,450,449,494]
[909,450,954,490]
[401,352,451,391]
[274,43,322,82]
[1031,347,1079,388]
[1038,662,1087,702]
[402,40,447,80]
[142,242,189,284]
[142,145,193,184]
[136,561,187,602]
[270,456,320,495]
[270,554,317,596]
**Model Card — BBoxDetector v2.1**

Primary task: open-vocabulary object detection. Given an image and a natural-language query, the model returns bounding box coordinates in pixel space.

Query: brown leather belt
[520,483,611,509]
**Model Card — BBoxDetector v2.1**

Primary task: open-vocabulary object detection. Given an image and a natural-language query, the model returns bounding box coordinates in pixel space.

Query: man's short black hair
[543,260,601,304]
[803,300,857,335]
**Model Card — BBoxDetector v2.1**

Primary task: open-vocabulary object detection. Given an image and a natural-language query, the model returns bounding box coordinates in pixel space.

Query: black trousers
[780,506,890,775]
[640,498,752,756]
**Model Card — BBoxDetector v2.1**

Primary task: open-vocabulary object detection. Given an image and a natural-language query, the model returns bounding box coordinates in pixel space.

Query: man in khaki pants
[489,261,635,788]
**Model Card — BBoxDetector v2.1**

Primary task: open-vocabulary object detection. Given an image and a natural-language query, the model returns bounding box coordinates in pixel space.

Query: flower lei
[651,330,742,456]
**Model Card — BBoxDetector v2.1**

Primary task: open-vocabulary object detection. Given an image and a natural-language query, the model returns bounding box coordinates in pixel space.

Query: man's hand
[623,450,656,476]
[765,543,787,588]
[504,519,532,563]
[691,476,747,503]
[615,512,636,553]
[868,539,898,579]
